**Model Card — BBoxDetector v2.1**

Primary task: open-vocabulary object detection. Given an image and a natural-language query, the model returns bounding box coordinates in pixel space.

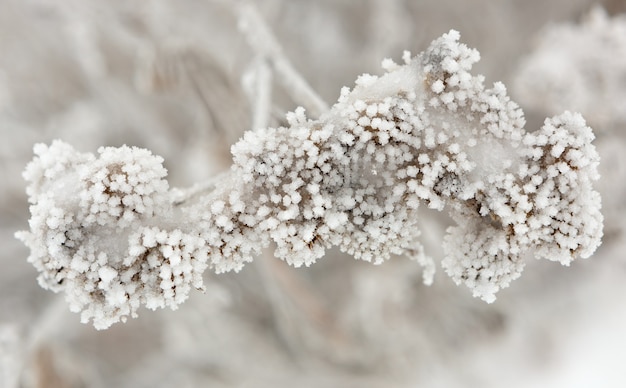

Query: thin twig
[245,58,273,130]
[234,0,329,118]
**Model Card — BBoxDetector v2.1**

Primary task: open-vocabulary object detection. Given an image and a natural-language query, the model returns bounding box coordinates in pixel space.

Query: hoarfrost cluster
[16,142,208,329]
[17,30,603,329]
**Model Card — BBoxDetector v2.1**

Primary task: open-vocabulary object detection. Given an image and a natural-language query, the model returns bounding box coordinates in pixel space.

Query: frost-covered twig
[242,57,273,132]
[234,0,329,117]
[16,30,603,329]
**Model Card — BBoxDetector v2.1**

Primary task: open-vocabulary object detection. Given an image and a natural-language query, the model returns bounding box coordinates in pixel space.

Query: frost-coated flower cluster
[17,30,603,328]
[17,142,208,329]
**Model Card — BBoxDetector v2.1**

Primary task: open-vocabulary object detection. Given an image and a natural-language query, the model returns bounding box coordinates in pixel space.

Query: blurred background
[1,0,625,387]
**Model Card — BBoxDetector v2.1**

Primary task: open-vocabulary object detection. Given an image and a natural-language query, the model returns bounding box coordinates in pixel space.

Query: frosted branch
[17,30,602,329]
[242,57,274,130]
[234,1,329,117]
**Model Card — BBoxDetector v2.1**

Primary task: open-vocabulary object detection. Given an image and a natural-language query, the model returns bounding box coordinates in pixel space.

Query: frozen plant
[514,6,625,233]
[17,30,603,329]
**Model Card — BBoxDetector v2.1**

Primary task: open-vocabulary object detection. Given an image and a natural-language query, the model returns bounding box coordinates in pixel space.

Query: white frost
[17,30,603,328]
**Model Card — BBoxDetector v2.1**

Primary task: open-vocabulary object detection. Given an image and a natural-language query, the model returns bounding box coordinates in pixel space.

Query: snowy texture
[230,30,603,302]
[17,30,603,328]
[514,6,624,237]
[16,141,208,329]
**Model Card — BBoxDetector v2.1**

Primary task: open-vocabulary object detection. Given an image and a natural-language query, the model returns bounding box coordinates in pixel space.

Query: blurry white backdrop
[1,0,625,387]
